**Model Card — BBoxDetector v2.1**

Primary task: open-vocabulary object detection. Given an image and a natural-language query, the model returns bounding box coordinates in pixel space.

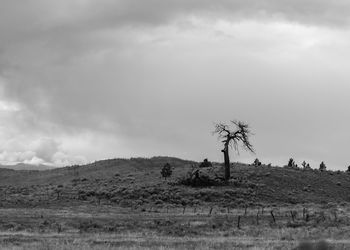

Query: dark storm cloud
[1,0,350,40]
[58,0,350,28]
[108,0,350,28]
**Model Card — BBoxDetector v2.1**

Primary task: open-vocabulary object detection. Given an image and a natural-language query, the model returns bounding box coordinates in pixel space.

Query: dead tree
[213,120,254,181]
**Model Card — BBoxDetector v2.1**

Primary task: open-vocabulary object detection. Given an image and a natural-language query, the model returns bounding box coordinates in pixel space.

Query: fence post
[290,211,297,221]
[270,210,276,224]
[208,207,213,216]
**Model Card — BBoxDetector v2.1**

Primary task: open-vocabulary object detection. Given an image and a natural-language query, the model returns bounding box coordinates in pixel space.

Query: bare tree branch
[213,121,254,154]
[213,120,255,181]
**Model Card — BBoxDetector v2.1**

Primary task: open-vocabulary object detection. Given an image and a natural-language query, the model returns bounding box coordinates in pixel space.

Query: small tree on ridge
[347,165,350,173]
[301,161,307,168]
[288,158,296,168]
[253,158,262,167]
[319,161,326,171]
[161,163,172,180]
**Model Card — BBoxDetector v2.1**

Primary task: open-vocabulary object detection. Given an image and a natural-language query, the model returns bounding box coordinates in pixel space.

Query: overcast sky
[1,0,350,169]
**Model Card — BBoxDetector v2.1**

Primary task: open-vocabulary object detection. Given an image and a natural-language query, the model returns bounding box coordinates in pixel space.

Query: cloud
[106,0,350,28]
[30,138,60,163]
[25,0,350,29]
[51,152,86,167]
[0,134,87,166]
[0,94,87,166]
[0,151,36,164]
[1,0,350,51]
[0,1,349,169]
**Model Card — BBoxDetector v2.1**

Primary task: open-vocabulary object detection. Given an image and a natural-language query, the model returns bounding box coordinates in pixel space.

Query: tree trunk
[222,144,230,181]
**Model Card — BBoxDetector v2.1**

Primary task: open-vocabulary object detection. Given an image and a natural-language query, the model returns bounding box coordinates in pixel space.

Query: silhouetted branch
[213,121,254,154]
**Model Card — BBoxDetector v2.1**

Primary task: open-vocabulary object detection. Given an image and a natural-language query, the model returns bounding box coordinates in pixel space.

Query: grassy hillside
[0,156,195,186]
[0,156,349,207]
[0,157,350,249]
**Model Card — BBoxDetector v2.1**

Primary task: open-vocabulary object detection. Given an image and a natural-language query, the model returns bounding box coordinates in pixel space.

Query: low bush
[177,168,225,187]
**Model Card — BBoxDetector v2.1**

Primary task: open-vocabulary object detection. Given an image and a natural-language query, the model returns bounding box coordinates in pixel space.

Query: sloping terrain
[0,156,195,186]
[0,163,54,171]
[0,157,349,207]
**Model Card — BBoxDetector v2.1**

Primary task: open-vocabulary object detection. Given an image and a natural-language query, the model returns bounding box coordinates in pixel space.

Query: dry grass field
[0,204,348,249]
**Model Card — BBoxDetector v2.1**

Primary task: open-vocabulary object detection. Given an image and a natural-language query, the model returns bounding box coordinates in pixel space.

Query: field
[0,204,349,249]
[0,157,350,249]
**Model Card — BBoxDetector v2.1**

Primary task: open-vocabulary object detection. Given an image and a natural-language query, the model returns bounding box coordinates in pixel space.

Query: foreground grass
[0,204,348,249]
[0,233,349,250]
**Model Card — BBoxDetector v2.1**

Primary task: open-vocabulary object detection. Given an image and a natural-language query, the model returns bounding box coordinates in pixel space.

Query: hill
[0,156,196,186]
[0,156,349,208]
[0,163,54,171]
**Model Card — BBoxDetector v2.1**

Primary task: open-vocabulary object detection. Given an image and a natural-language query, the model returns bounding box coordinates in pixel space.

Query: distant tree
[213,120,254,182]
[161,163,172,180]
[253,158,262,167]
[199,158,213,168]
[301,161,312,170]
[347,166,350,173]
[301,161,307,168]
[288,158,296,168]
[319,161,326,171]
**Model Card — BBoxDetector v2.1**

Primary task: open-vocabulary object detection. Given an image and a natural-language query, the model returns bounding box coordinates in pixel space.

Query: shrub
[347,165,350,173]
[288,158,296,167]
[302,161,312,170]
[253,158,262,167]
[199,158,213,168]
[161,163,172,180]
[78,220,103,233]
[177,168,223,187]
[319,161,326,171]
[285,158,298,169]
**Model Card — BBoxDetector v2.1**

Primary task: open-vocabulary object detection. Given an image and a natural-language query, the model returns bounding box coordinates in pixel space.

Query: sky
[1,0,350,169]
